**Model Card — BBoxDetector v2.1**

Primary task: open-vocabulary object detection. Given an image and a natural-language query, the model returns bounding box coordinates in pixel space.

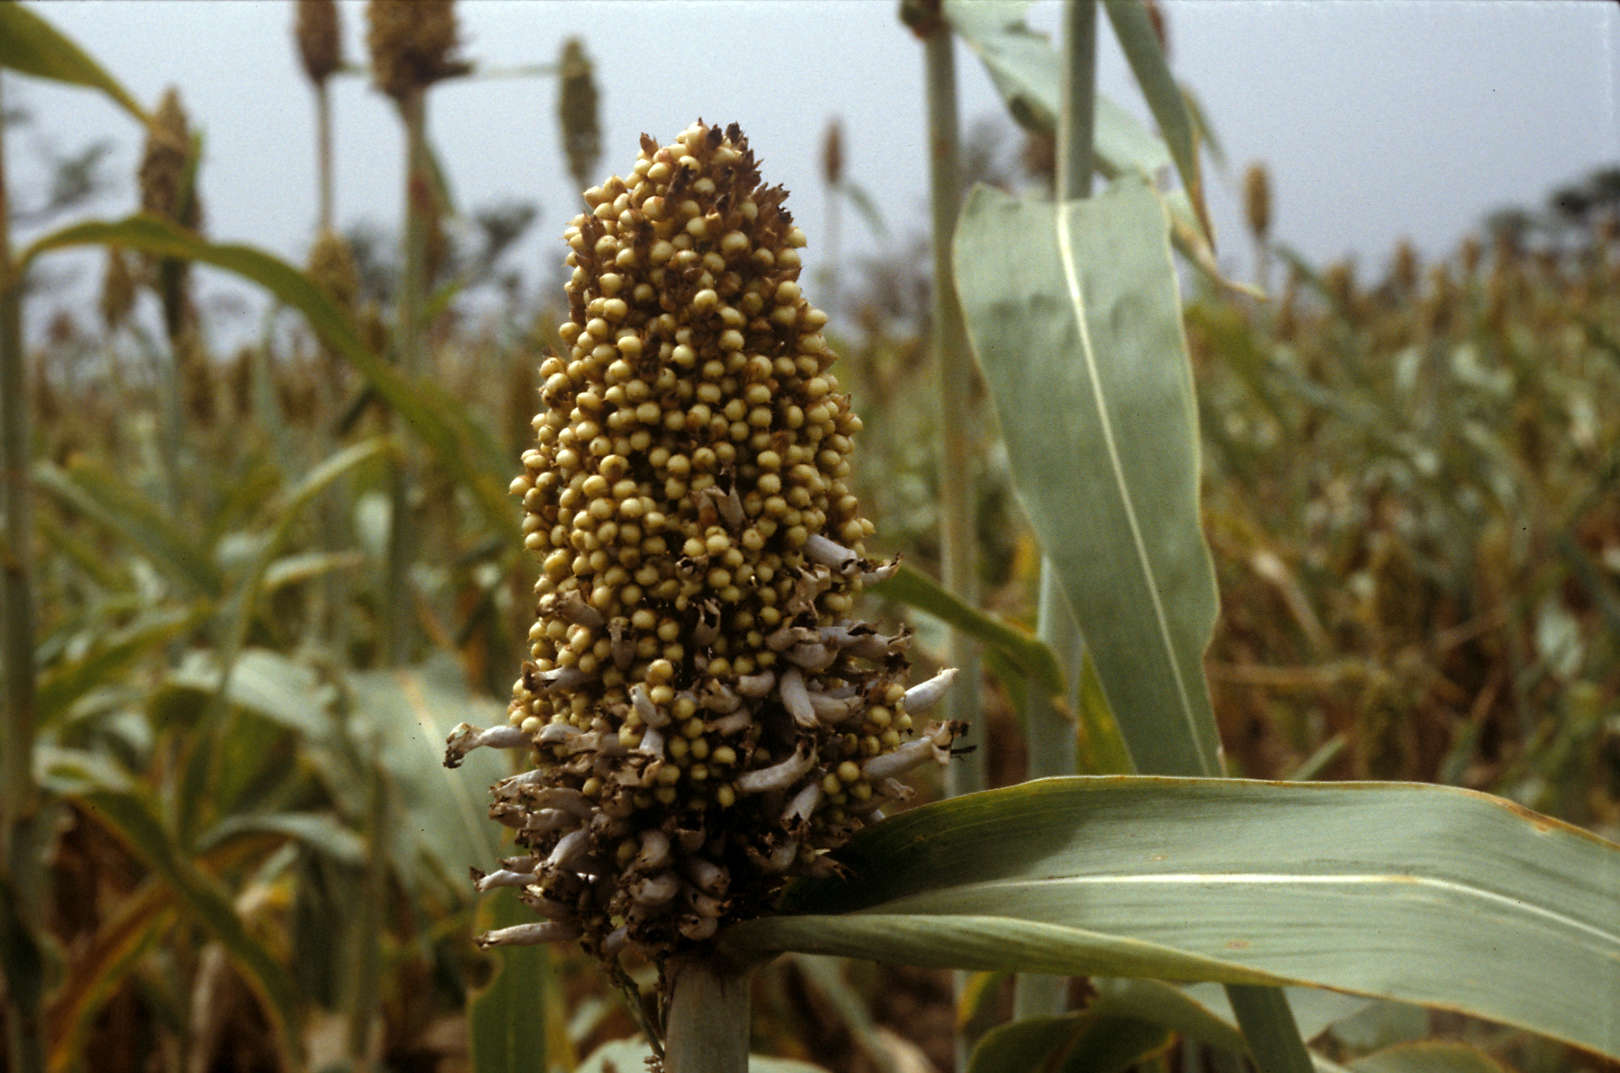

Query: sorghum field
[3,4,1617,1073]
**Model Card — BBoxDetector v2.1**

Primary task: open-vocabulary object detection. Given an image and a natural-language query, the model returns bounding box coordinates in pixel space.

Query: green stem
[1014,0,1096,1022]
[345,744,389,1070]
[924,0,982,804]
[315,78,334,232]
[1057,0,1097,202]
[384,88,429,665]
[922,20,986,1070]
[1227,985,1313,1073]
[663,956,751,1073]
[0,73,33,862]
[0,73,45,1073]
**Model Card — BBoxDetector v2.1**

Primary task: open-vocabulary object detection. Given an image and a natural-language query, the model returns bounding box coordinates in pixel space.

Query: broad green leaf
[1347,1042,1511,1073]
[725,777,1620,1062]
[940,0,1237,289]
[942,0,1169,176]
[260,549,365,596]
[1073,649,1131,775]
[840,180,890,240]
[1325,999,1429,1052]
[1103,0,1211,242]
[40,749,304,1069]
[872,563,1064,695]
[198,812,366,868]
[0,3,145,121]
[212,437,395,685]
[467,890,550,1073]
[967,1011,1170,1073]
[34,458,223,596]
[344,655,511,899]
[1174,982,1376,1046]
[17,215,517,540]
[953,180,1221,777]
[160,648,331,741]
[37,605,203,729]
[1089,980,1247,1053]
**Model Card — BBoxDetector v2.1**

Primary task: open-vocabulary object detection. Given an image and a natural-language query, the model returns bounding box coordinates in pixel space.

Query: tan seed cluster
[447,122,958,964]
[307,228,360,316]
[99,247,135,334]
[556,38,601,192]
[295,0,343,86]
[1243,161,1272,243]
[138,88,199,231]
[365,0,467,101]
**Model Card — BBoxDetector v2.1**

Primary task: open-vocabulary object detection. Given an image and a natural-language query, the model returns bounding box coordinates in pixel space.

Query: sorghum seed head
[365,0,467,100]
[307,228,360,315]
[294,0,343,86]
[99,246,135,333]
[821,118,843,189]
[139,87,199,230]
[453,122,959,967]
[557,38,601,192]
[1243,161,1271,242]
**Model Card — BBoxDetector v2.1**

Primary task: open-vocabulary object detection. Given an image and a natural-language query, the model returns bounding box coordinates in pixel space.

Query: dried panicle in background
[446,122,960,965]
[1243,161,1271,244]
[295,0,342,86]
[307,228,361,316]
[138,87,199,231]
[365,0,467,101]
[98,246,135,334]
[821,119,844,190]
[557,37,602,193]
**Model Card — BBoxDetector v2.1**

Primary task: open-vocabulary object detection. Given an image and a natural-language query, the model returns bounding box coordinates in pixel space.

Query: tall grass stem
[384,88,430,664]
[923,19,986,1069]
[664,957,751,1073]
[0,72,46,1073]
[924,0,984,804]
[315,80,334,231]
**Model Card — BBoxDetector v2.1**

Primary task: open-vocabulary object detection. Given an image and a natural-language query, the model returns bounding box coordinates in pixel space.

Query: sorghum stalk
[1015,0,1095,1022]
[1244,161,1272,293]
[917,12,985,1068]
[383,84,430,665]
[819,119,844,326]
[446,123,960,1060]
[0,72,46,1073]
[294,0,341,230]
[919,0,982,802]
[367,0,462,663]
[556,38,601,195]
[137,87,200,508]
[308,230,361,649]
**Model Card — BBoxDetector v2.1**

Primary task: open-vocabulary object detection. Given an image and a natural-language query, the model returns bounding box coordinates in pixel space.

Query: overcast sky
[8,0,1618,337]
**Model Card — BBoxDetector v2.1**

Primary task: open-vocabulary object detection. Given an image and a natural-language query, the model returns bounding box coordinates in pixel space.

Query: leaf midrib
[858,870,1620,953]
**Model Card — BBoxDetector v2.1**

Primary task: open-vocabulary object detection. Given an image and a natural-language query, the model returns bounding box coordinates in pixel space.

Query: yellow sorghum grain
[446,122,960,965]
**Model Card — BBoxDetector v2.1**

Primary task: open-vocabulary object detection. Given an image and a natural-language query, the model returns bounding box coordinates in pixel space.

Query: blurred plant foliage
[1,3,1617,1073]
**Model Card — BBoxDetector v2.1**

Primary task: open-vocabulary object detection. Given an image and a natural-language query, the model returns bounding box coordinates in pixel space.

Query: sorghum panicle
[556,38,601,193]
[447,122,960,964]
[1243,161,1271,244]
[138,88,199,231]
[295,0,342,87]
[365,0,467,101]
[307,228,360,316]
[99,247,135,334]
